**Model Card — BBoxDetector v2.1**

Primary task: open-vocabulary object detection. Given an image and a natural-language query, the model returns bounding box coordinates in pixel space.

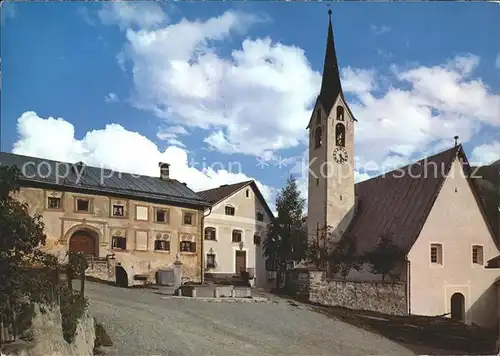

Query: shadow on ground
[269,290,497,355]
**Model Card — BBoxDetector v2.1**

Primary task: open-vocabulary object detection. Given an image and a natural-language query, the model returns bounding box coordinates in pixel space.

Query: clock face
[333,147,348,164]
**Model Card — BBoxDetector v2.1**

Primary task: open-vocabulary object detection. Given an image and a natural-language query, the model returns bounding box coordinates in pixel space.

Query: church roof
[345,145,497,254]
[306,10,356,129]
[318,10,343,116]
[472,162,500,241]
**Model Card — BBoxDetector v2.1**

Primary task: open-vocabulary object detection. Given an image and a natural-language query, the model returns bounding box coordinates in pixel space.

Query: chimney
[159,162,170,180]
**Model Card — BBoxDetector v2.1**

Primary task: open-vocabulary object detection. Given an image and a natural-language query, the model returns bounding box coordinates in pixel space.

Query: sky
[1,1,500,212]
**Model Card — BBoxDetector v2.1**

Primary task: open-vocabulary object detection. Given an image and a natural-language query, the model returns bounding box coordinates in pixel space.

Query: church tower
[306,10,356,246]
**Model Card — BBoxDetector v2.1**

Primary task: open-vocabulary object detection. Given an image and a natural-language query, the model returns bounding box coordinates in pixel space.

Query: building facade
[0,152,210,287]
[197,181,275,288]
[304,10,500,330]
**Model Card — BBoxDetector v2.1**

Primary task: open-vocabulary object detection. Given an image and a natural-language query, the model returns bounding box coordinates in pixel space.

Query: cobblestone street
[85,282,413,356]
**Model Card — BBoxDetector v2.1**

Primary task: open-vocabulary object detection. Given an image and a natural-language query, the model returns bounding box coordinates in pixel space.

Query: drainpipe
[200,206,212,284]
[405,255,411,315]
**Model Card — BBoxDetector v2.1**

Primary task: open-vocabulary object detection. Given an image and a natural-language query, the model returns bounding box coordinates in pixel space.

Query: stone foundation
[2,303,95,356]
[288,269,407,315]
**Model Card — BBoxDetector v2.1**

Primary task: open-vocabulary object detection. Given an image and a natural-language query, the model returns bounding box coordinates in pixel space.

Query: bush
[94,320,113,348]
[60,287,88,343]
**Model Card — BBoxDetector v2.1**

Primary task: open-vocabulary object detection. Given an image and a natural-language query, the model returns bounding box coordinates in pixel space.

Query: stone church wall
[287,269,407,315]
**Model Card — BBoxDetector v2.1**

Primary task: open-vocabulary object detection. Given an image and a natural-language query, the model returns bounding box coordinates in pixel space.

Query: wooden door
[450,293,465,322]
[69,231,96,257]
[235,250,247,276]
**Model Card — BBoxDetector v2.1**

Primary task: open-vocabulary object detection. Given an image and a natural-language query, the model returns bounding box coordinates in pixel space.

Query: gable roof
[0,152,210,208]
[472,162,500,240]
[197,180,275,219]
[344,144,497,254]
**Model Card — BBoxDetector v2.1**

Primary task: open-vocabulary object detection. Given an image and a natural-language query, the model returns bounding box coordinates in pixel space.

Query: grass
[93,320,113,355]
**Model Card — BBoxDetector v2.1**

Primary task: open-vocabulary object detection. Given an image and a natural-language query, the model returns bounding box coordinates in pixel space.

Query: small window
[265,258,276,271]
[206,253,216,268]
[315,110,321,125]
[225,205,235,216]
[112,204,124,217]
[180,241,196,253]
[472,245,484,265]
[430,243,443,264]
[204,227,216,240]
[112,236,126,250]
[48,197,61,209]
[135,206,149,220]
[256,211,264,222]
[314,126,322,149]
[246,189,250,198]
[154,240,170,251]
[253,235,261,245]
[232,230,242,243]
[155,208,169,223]
[316,178,319,186]
[336,106,345,121]
[183,212,194,225]
[76,198,90,212]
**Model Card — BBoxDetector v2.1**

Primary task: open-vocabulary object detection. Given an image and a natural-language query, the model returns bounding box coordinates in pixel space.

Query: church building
[306,10,500,330]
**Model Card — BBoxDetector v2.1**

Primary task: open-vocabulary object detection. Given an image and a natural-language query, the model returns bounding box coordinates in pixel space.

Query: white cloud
[112,9,318,157]
[156,125,188,140]
[98,2,167,30]
[104,92,119,103]
[341,67,376,94]
[348,54,500,164]
[370,25,391,36]
[11,111,277,210]
[471,141,500,166]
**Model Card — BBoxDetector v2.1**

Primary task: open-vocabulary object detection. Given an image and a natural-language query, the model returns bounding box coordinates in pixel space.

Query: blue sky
[1,1,499,208]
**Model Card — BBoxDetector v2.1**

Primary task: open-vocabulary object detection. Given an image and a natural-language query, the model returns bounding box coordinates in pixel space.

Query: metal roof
[0,152,210,208]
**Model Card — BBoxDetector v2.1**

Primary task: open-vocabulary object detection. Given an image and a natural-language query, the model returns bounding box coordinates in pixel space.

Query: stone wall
[3,304,95,356]
[288,270,407,315]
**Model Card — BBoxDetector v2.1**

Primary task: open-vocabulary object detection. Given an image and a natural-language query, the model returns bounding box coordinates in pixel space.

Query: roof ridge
[357,145,460,185]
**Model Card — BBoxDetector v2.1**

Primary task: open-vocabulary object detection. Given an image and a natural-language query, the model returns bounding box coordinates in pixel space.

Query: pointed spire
[318,9,343,116]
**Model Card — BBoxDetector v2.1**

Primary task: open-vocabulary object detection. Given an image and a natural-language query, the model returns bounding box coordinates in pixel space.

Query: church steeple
[318,9,343,116]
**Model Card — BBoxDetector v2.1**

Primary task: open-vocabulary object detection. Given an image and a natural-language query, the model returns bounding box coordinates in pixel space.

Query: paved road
[85,282,414,356]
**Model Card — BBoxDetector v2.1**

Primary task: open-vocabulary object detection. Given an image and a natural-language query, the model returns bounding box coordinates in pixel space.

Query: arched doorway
[69,230,97,257]
[115,266,128,288]
[450,293,465,322]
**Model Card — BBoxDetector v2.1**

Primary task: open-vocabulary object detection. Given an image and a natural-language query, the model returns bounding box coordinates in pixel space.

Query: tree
[306,225,329,270]
[0,165,48,339]
[329,234,361,279]
[364,234,404,281]
[263,175,307,289]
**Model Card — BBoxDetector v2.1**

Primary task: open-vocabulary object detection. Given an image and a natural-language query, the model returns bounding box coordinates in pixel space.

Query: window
[112,204,124,217]
[76,198,90,212]
[154,240,170,251]
[183,212,194,225]
[206,253,216,268]
[48,197,61,209]
[112,236,126,250]
[472,245,484,265]
[225,205,235,216]
[180,241,196,253]
[316,178,319,186]
[335,123,345,147]
[204,227,216,240]
[314,126,322,148]
[135,206,148,220]
[336,106,344,121]
[232,230,242,243]
[253,235,261,245]
[256,211,264,222]
[135,231,148,251]
[315,110,321,125]
[266,258,276,271]
[246,189,250,198]
[155,208,169,223]
[430,243,443,264]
